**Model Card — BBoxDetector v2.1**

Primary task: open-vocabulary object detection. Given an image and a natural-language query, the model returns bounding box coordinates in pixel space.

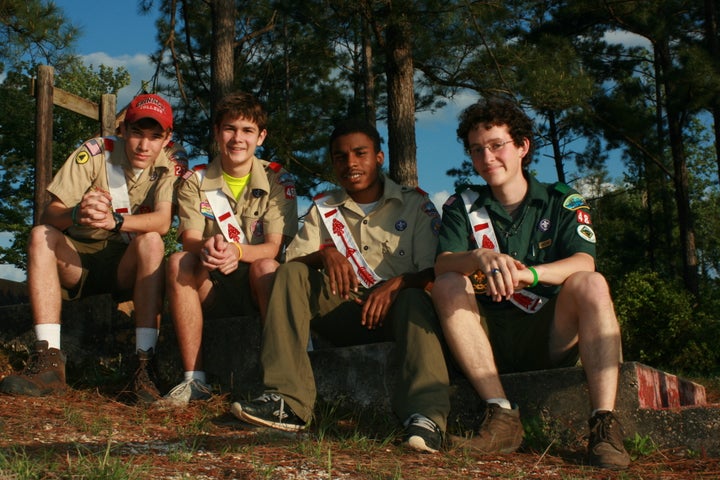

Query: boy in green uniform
[162,92,298,406]
[0,94,185,403]
[432,97,630,469]
[231,119,450,453]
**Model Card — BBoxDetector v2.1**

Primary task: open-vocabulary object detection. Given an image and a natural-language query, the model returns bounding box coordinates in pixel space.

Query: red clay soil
[0,389,719,479]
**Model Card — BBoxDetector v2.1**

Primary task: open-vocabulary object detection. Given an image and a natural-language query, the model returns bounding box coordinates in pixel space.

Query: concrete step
[1,297,718,455]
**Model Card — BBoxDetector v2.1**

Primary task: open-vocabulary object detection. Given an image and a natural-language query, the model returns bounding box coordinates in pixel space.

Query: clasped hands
[201,234,241,275]
[474,249,536,302]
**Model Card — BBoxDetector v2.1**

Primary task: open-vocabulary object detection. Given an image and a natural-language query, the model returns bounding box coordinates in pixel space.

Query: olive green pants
[260,261,450,431]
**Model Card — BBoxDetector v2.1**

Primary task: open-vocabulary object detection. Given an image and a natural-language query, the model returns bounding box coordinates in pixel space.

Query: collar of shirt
[201,155,270,198]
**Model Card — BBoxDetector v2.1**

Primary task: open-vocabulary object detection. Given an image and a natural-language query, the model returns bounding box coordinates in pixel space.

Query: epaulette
[266,161,282,172]
[103,137,115,152]
[313,191,329,201]
[553,181,571,195]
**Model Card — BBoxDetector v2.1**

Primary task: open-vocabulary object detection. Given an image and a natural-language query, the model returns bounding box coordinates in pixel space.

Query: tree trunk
[656,40,699,296]
[703,0,720,185]
[385,13,418,187]
[547,110,565,184]
[211,0,235,115]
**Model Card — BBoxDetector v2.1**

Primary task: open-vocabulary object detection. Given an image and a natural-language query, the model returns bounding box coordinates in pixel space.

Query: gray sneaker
[161,379,212,406]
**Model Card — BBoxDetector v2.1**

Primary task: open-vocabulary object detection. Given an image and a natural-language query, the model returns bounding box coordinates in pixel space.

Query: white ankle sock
[486,398,512,409]
[135,328,159,353]
[183,371,206,383]
[34,324,61,350]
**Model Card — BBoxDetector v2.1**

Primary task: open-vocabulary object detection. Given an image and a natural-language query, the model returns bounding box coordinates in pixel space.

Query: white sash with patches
[461,190,547,313]
[105,144,135,244]
[194,169,248,245]
[314,194,383,289]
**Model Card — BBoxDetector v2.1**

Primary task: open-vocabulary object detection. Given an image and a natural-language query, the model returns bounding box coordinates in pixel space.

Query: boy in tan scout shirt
[0,93,186,403]
[231,119,450,454]
[162,92,298,406]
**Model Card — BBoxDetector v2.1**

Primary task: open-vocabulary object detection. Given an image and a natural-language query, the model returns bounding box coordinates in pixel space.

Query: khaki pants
[260,261,451,431]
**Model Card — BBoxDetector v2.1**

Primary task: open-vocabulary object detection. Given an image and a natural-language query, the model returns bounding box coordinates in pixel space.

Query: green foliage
[614,270,719,373]
[625,433,657,460]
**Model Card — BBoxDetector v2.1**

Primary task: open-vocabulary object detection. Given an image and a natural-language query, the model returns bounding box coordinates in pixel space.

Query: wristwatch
[111,212,124,233]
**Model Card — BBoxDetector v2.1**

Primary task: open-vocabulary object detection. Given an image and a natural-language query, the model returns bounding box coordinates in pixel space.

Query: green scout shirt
[287,175,442,280]
[177,156,298,245]
[437,173,597,305]
[48,136,181,242]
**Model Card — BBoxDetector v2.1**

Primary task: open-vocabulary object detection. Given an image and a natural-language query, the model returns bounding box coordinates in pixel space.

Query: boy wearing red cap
[0,93,187,404]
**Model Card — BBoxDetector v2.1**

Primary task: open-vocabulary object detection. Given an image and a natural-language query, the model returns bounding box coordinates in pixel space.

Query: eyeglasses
[468,140,514,157]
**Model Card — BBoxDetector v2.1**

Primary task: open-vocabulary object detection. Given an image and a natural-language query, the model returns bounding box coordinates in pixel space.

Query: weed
[625,432,657,459]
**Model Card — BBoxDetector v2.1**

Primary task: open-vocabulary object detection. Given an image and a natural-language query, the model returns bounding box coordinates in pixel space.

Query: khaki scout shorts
[64,237,130,302]
[478,295,579,374]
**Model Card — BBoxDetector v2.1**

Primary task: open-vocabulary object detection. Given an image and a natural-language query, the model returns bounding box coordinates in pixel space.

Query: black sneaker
[402,413,442,453]
[230,393,306,432]
[588,410,631,469]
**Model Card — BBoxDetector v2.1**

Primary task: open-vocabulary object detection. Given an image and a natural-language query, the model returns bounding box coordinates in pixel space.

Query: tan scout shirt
[287,176,441,279]
[177,156,298,244]
[47,136,179,242]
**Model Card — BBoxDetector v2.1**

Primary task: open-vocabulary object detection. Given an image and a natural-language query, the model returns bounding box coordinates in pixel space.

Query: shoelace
[407,414,437,432]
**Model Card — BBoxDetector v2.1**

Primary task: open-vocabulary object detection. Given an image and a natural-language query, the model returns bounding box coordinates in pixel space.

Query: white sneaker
[161,379,212,406]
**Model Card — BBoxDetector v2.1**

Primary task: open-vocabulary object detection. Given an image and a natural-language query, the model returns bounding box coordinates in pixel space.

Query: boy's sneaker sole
[230,400,306,432]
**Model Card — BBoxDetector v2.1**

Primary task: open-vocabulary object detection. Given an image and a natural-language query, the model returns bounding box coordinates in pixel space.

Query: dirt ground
[0,388,719,480]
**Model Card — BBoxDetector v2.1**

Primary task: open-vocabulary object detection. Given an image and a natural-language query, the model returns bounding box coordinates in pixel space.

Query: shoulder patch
[563,193,590,211]
[74,151,90,165]
[86,138,103,156]
[103,137,115,152]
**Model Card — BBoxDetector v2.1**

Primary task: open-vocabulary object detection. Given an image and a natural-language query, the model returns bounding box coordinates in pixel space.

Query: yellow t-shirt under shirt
[222,170,251,200]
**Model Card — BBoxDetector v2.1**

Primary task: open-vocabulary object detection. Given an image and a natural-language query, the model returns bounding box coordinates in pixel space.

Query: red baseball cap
[125,93,173,130]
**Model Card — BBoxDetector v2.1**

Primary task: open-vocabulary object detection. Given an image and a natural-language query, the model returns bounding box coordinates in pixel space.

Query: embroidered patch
[200,201,214,219]
[443,195,458,207]
[577,225,596,243]
[86,140,102,156]
[422,201,440,219]
[537,218,551,232]
[75,151,90,165]
[431,217,442,236]
[285,185,296,199]
[395,219,407,231]
[576,210,591,225]
[563,194,589,211]
[539,239,552,249]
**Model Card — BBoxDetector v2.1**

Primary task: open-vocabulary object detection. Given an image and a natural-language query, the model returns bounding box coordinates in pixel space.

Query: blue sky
[0,1,629,281]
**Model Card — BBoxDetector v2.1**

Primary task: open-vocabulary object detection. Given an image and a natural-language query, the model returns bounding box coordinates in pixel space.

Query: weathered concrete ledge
[1,294,718,455]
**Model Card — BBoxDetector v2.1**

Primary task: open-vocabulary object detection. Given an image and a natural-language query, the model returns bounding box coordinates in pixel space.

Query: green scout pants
[260,261,451,431]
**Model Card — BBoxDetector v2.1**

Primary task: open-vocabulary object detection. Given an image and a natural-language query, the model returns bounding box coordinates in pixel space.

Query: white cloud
[0,264,26,282]
[430,190,452,210]
[602,30,651,49]
[80,52,157,107]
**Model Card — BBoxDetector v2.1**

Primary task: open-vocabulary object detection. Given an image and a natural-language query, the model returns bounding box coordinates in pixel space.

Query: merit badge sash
[314,194,383,289]
[196,169,248,245]
[461,190,547,313]
[105,139,135,244]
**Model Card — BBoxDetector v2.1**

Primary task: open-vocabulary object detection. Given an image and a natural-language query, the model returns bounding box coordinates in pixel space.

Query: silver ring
[490,268,500,275]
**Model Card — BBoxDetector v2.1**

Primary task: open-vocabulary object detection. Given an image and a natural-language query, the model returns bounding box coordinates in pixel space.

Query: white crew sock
[135,327,159,353]
[34,324,61,350]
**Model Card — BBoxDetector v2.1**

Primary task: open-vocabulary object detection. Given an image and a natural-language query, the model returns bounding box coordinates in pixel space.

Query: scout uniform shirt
[287,175,441,280]
[176,156,298,245]
[48,136,180,242]
[437,173,597,307]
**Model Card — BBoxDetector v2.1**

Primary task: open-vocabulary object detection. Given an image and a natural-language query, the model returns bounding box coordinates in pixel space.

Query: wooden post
[100,94,116,136]
[34,65,54,226]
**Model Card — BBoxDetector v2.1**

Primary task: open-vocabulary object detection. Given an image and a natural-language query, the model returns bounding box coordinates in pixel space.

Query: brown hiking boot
[452,403,524,454]
[0,340,67,396]
[132,348,161,404]
[587,410,631,469]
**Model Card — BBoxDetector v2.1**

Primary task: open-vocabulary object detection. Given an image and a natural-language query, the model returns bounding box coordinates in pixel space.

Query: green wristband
[528,266,539,287]
[71,204,80,226]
